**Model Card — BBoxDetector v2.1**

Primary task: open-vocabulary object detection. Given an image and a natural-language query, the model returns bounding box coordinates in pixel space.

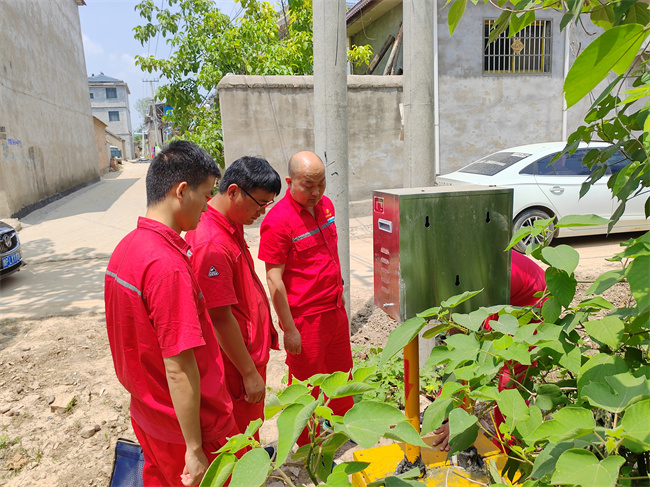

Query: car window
[459,152,531,176]
[520,149,593,176]
[606,153,628,174]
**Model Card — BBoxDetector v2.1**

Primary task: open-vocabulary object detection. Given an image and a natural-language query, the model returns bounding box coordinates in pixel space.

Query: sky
[79,0,244,130]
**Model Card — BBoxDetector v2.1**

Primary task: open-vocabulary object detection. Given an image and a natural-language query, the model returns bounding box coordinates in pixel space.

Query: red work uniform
[105,217,237,487]
[490,251,546,450]
[258,192,354,419]
[185,205,278,438]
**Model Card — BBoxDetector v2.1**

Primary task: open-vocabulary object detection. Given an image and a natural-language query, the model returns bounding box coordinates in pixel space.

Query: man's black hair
[146,140,221,206]
[218,156,281,195]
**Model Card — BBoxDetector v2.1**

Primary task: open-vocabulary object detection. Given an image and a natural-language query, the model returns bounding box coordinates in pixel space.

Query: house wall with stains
[0,0,98,218]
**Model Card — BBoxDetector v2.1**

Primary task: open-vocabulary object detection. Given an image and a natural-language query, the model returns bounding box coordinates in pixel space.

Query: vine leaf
[550,449,624,487]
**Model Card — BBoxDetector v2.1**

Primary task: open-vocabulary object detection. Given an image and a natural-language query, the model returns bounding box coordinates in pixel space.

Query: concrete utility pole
[312,0,351,318]
[144,79,160,150]
[403,1,436,187]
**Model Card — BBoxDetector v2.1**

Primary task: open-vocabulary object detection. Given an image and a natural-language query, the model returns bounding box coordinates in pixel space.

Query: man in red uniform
[185,156,280,445]
[105,141,237,487]
[258,151,353,442]
[431,250,546,452]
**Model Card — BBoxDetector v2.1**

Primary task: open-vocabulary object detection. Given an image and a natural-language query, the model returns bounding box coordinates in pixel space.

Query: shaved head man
[258,151,353,445]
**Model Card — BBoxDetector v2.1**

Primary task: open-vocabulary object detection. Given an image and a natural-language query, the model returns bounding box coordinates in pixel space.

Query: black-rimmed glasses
[240,187,275,208]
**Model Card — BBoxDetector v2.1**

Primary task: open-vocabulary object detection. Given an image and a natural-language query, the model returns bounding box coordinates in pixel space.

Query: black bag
[109,438,144,487]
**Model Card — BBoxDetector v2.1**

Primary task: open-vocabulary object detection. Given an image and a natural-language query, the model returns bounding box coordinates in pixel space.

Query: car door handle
[550,186,565,195]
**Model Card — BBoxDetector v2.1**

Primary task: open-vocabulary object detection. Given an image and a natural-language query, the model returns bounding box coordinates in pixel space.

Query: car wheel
[513,209,555,253]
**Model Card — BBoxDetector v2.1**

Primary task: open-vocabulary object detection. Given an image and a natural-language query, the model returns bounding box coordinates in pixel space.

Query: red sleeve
[189,242,237,310]
[510,251,546,307]
[258,215,292,265]
[146,270,206,358]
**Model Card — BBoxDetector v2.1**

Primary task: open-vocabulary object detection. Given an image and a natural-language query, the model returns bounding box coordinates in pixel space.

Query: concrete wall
[0,0,99,218]
[93,117,110,175]
[89,82,134,159]
[219,2,599,210]
[218,75,404,206]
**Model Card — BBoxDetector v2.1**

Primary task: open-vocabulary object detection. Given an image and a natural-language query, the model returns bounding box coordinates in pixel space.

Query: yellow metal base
[351,433,515,487]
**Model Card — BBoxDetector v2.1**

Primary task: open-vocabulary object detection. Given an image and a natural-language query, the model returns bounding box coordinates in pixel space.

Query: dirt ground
[0,245,633,487]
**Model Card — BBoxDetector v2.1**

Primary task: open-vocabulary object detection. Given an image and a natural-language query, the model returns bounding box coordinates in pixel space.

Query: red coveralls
[258,192,354,428]
[105,217,237,486]
[487,251,546,447]
[185,205,279,438]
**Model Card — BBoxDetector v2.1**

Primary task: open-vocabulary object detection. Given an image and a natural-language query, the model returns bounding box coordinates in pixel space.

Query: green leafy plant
[352,346,441,409]
[381,216,650,487]
[200,368,428,487]
[134,0,371,165]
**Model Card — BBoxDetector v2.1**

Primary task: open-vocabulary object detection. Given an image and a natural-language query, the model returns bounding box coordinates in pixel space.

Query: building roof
[346,0,402,36]
[88,73,124,83]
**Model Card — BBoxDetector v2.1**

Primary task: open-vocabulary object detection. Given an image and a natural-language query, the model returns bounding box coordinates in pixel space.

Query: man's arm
[207,306,265,404]
[265,263,301,355]
[163,349,208,486]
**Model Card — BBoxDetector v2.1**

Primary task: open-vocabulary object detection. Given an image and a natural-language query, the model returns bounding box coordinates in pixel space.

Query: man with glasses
[185,156,281,448]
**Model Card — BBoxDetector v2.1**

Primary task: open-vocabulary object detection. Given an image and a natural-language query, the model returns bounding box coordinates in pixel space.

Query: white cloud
[82,33,104,57]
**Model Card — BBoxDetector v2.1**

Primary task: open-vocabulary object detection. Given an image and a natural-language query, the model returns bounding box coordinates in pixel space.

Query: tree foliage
[133,0,371,165]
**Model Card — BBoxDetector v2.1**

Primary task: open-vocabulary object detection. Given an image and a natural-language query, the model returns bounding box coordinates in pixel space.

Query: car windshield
[459,152,531,176]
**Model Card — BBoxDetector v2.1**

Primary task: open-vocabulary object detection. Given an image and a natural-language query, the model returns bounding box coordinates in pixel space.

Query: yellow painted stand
[351,433,513,487]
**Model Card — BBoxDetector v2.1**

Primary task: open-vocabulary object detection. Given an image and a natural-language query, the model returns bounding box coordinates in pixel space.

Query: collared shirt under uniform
[185,204,279,370]
[258,191,343,317]
[105,217,234,445]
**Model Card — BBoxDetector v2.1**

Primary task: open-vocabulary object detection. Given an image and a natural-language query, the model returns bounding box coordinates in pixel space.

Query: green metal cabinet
[373,186,513,322]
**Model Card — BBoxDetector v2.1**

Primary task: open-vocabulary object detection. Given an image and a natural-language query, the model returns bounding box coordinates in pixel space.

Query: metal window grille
[484,19,552,75]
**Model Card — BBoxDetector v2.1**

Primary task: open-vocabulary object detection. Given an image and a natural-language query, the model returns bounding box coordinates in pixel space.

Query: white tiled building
[88,73,134,159]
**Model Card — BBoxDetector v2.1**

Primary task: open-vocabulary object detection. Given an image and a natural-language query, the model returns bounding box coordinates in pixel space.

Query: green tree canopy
[134,0,371,165]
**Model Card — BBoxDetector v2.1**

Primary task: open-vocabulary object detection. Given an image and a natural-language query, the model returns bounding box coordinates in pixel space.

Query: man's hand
[180,447,209,486]
[283,326,302,355]
[431,422,450,452]
[243,370,266,403]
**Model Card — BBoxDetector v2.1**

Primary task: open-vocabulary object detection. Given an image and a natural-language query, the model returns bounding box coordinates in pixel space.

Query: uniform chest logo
[208,266,220,277]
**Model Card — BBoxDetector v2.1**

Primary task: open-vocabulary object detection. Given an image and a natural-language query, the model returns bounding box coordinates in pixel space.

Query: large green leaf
[524,406,596,444]
[452,308,490,332]
[379,317,426,367]
[323,470,354,487]
[448,0,467,36]
[541,296,562,323]
[564,24,648,108]
[578,353,628,398]
[556,214,610,227]
[441,289,484,308]
[514,405,543,440]
[383,421,429,448]
[584,316,625,348]
[581,372,650,413]
[541,245,580,275]
[229,448,271,487]
[494,341,532,365]
[496,389,530,431]
[447,408,479,455]
[545,267,577,308]
[627,255,650,313]
[421,397,454,435]
[336,401,407,449]
[530,441,574,481]
[275,401,318,466]
[551,449,625,487]
[535,384,569,411]
[488,314,520,335]
[200,453,237,487]
[620,399,650,447]
[623,1,650,26]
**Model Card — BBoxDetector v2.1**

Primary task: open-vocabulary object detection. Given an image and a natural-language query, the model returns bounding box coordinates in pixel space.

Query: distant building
[88,73,134,159]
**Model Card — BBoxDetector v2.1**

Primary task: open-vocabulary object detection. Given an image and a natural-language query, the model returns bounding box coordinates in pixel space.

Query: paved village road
[0,160,642,321]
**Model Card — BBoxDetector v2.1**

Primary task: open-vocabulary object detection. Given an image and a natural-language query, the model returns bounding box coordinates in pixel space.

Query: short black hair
[146,140,221,206]
[218,156,281,195]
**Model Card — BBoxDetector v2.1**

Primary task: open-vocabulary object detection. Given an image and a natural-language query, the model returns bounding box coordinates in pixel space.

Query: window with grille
[108,111,120,122]
[106,87,117,98]
[484,20,551,75]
